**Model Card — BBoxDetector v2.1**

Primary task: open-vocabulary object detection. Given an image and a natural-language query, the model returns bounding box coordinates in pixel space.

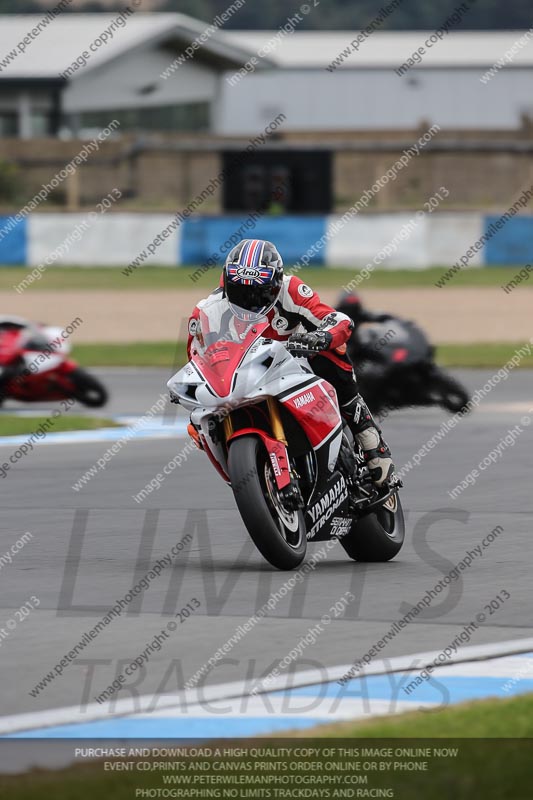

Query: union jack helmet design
[224,239,283,315]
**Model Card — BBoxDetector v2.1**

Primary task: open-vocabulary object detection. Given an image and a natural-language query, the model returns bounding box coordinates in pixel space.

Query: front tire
[228,436,307,570]
[340,494,405,562]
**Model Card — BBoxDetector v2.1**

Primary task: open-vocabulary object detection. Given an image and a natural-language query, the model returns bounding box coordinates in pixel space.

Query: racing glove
[286,331,333,355]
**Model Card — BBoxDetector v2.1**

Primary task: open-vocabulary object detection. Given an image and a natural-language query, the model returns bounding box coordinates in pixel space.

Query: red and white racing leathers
[186,275,395,487]
[187,275,353,371]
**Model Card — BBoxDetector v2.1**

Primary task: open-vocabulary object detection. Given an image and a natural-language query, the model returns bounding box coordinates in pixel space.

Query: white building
[219,29,533,133]
[0,12,532,138]
[0,12,266,137]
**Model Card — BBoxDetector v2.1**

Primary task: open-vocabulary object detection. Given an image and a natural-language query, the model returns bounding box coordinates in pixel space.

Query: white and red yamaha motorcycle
[168,299,404,570]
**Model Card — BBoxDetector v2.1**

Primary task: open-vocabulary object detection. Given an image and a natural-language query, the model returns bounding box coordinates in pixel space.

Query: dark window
[0,112,18,137]
[78,103,209,133]
[222,150,332,213]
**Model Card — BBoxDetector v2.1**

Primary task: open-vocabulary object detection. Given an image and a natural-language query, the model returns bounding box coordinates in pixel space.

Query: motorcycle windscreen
[191,301,269,398]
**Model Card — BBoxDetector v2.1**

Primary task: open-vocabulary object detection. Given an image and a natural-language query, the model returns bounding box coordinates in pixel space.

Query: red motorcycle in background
[0,317,108,408]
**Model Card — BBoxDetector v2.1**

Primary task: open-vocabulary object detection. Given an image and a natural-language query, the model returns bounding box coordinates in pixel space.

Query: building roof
[1,14,533,80]
[221,30,533,68]
[0,13,265,79]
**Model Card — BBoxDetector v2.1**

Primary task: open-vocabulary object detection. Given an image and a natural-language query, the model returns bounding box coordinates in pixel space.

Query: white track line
[0,422,188,448]
[2,636,533,736]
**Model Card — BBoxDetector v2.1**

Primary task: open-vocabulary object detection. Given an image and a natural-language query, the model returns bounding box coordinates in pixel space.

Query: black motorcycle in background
[336,294,470,416]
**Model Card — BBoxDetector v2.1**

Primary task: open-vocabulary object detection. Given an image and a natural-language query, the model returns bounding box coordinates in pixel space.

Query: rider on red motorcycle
[186,239,397,489]
[0,316,34,337]
[0,316,37,401]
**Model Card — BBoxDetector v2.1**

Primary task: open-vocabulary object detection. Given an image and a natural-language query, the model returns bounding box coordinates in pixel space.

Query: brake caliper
[279,475,305,511]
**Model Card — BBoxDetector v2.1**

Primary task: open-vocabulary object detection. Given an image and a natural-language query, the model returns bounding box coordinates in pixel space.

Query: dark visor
[226,281,279,313]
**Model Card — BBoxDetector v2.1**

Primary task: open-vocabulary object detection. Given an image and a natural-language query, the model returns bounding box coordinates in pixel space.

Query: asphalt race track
[1,368,532,719]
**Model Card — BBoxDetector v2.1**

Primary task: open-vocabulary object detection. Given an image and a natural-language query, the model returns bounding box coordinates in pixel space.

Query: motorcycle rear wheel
[340,493,405,561]
[228,436,307,570]
[69,368,109,408]
[428,368,470,414]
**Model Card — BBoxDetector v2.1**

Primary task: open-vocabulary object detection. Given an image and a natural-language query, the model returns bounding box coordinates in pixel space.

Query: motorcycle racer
[336,289,394,328]
[0,316,108,408]
[0,316,36,401]
[184,239,398,489]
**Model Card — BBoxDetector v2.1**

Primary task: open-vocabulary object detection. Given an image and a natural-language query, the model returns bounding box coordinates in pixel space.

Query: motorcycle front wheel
[228,436,307,570]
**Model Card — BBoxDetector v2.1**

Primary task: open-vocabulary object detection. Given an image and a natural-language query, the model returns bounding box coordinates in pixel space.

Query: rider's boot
[341,394,397,489]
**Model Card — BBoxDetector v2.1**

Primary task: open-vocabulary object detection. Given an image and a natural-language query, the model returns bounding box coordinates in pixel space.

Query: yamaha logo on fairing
[294,391,315,409]
[307,476,348,538]
[236,266,261,279]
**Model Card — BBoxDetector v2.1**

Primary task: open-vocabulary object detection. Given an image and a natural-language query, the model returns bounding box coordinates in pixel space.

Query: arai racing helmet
[223,239,283,317]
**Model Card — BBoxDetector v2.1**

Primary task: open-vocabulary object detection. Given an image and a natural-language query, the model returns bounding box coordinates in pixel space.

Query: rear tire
[228,436,307,570]
[69,368,108,408]
[429,369,470,414]
[340,494,405,562]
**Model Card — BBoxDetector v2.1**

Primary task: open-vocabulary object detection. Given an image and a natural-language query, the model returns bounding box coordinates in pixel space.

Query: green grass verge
[302,693,533,739]
[73,340,533,369]
[0,415,118,436]
[73,341,187,368]
[435,341,533,369]
[2,265,530,291]
[1,696,532,799]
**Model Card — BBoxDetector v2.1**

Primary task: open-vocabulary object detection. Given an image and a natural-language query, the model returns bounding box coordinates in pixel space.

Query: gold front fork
[223,415,234,441]
[223,400,287,445]
[267,397,288,444]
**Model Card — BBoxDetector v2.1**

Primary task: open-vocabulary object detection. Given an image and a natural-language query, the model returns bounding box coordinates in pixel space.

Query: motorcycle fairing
[7,359,80,402]
[357,319,432,367]
[22,325,73,376]
[278,378,344,498]
[201,435,231,483]
[304,471,353,541]
[192,412,231,484]
[0,329,22,366]
[0,324,80,400]
[278,378,342,450]
[22,351,65,374]
[174,339,307,411]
